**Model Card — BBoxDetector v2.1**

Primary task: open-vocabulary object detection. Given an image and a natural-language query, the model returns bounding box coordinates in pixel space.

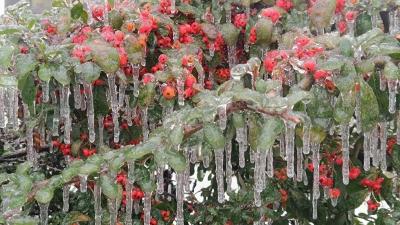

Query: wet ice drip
[303,125,311,154]
[143,191,152,225]
[370,126,380,167]
[51,91,59,136]
[142,106,149,141]
[42,82,49,103]
[24,103,37,166]
[228,45,236,70]
[157,166,164,195]
[280,133,286,159]
[73,80,81,109]
[0,88,5,128]
[98,115,104,146]
[218,104,227,131]
[39,202,50,225]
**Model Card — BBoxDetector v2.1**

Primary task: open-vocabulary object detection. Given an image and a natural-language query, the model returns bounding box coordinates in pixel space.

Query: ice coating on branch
[39,202,49,225]
[225,140,233,192]
[157,166,164,194]
[84,82,96,143]
[303,125,311,155]
[228,45,236,70]
[285,122,296,178]
[236,127,247,168]
[218,104,227,131]
[296,147,303,182]
[267,148,274,178]
[42,82,49,103]
[341,123,350,185]
[379,121,387,171]
[363,131,371,171]
[371,126,380,167]
[176,172,185,225]
[61,86,71,144]
[388,80,397,114]
[215,148,225,203]
[144,192,152,225]
[79,175,88,193]
[94,184,102,225]
[142,106,149,141]
[0,88,5,128]
[62,185,69,213]
[73,82,81,109]
[107,74,120,143]
[51,91,60,136]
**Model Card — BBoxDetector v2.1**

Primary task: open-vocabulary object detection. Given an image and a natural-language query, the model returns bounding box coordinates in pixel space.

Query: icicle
[312,198,318,220]
[379,121,387,171]
[10,89,18,130]
[142,106,149,141]
[175,172,185,225]
[108,198,118,225]
[285,122,296,178]
[209,42,215,57]
[225,140,233,192]
[254,190,261,207]
[184,148,191,192]
[311,141,320,199]
[94,183,102,225]
[84,82,96,143]
[108,74,120,143]
[61,86,71,144]
[379,70,387,91]
[228,45,236,70]
[389,9,399,35]
[296,147,303,182]
[388,80,397,114]
[397,112,400,145]
[250,149,255,163]
[118,82,126,109]
[167,183,172,201]
[279,133,286,158]
[347,20,355,37]
[125,181,133,225]
[371,126,380,167]
[143,191,152,225]
[190,146,198,163]
[177,75,185,106]
[157,166,164,194]
[26,124,36,165]
[267,148,274,178]
[0,88,5,128]
[133,64,140,97]
[62,185,70,213]
[363,131,371,171]
[98,115,104,146]
[173,26,179,43]
[303,125,311,154]
[331,195,338,207]
[236,127,247,168]
[39,202,49,225]
[215,148,225,203]
[42,82,49,103]
[51,91,59,136]
[73,81,81,109]
[203,153,210,168]
[79,175,88,193]
[218,104,227,130]
[355,84,362,132]
[341,123,350,185]
[323,187,329,200]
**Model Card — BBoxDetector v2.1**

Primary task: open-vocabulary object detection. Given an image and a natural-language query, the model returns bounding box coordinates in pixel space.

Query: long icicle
[218,104,227,131]
[296,147,303,182]
[107,74,120,143]
[143,191,152,225]
[266,148,274,178]
[94,183,102,225]
[311,141,320,220]
[371,126,380,167]
[51,91,59,136]
[84,82,96,143]
[176,172,185,225]
[156,166,164,195]
[142,106,149,141]
[237,126,247,168]
[108,197,118,225]
[98,115,104,146]
[397,111,400,144]
[42,82,50,103]
[39,202,50,225]
[73,81,81,109]
[285,122,296,178]
[363,131,371,171]
[341,123,350,185]
[388,80,397,114]
[225,140,233,192]
[303,125,311,154]
[215,148,225,203]
[0,88,5,128]
[379,121,387,171]
[62,185,70,213]
[61,86,71,144]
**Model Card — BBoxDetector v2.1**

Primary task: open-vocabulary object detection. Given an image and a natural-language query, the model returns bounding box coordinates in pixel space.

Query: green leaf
[169,125,184,146]
[355,13,372,37]
[15,54,37,76]
[90,41,120,74]
[221,23,240,46]
[163,149,186,172]
[53,65,71,86]
[0,45,15,68]
[360,79,379,132]
[345,189,369,209]
[255,18,273,46]
[108,9,124,30]
[138,83,156,107]
[71,2,84,20]
[38,64,52,82]
[334,93,355,124]
[257,118,284,151]
[100,175,118,199]
[34,187,54,204]
[383,61,400,81]
[8,216,39,225]
[0,25,24,35]
[203,123,225,150]
[18,72,36,108]
[75,62,101,83]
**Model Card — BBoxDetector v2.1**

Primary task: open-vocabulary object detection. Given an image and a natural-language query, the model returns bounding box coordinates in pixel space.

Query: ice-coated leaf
[35,187,54,204]
[255,18,273,46]
[8,216,39,225]
[201,23,218,40]
[203,123,225,150]
[15,54,37,76]
[221,23,240,46]
[138,83,156,107]
[100,175,118,199]
[355,13,372,37]
[53,65,70,86]
[0,45,15,68]
[89,41,120,74]
[108,9,124,30]
[306,86,333,130]
[334,94,355,124]
[18,72,36,109]
[169,125,184,146]
[75,62,101,83]
[258,118,284,151]
[383,62,400,81]
[38,64,52,82]
[16,162,32,175]
[162,149,186,173]
[308,0,336,29]
[232,113,245,128]
[247,114,262,150]
[359,80,379,132]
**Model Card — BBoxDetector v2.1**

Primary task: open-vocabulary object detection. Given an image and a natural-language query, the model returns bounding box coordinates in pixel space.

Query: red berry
[150,218,158,225]
[303,60,316,73]
[349,167,361,180]
[329,188,341,199]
